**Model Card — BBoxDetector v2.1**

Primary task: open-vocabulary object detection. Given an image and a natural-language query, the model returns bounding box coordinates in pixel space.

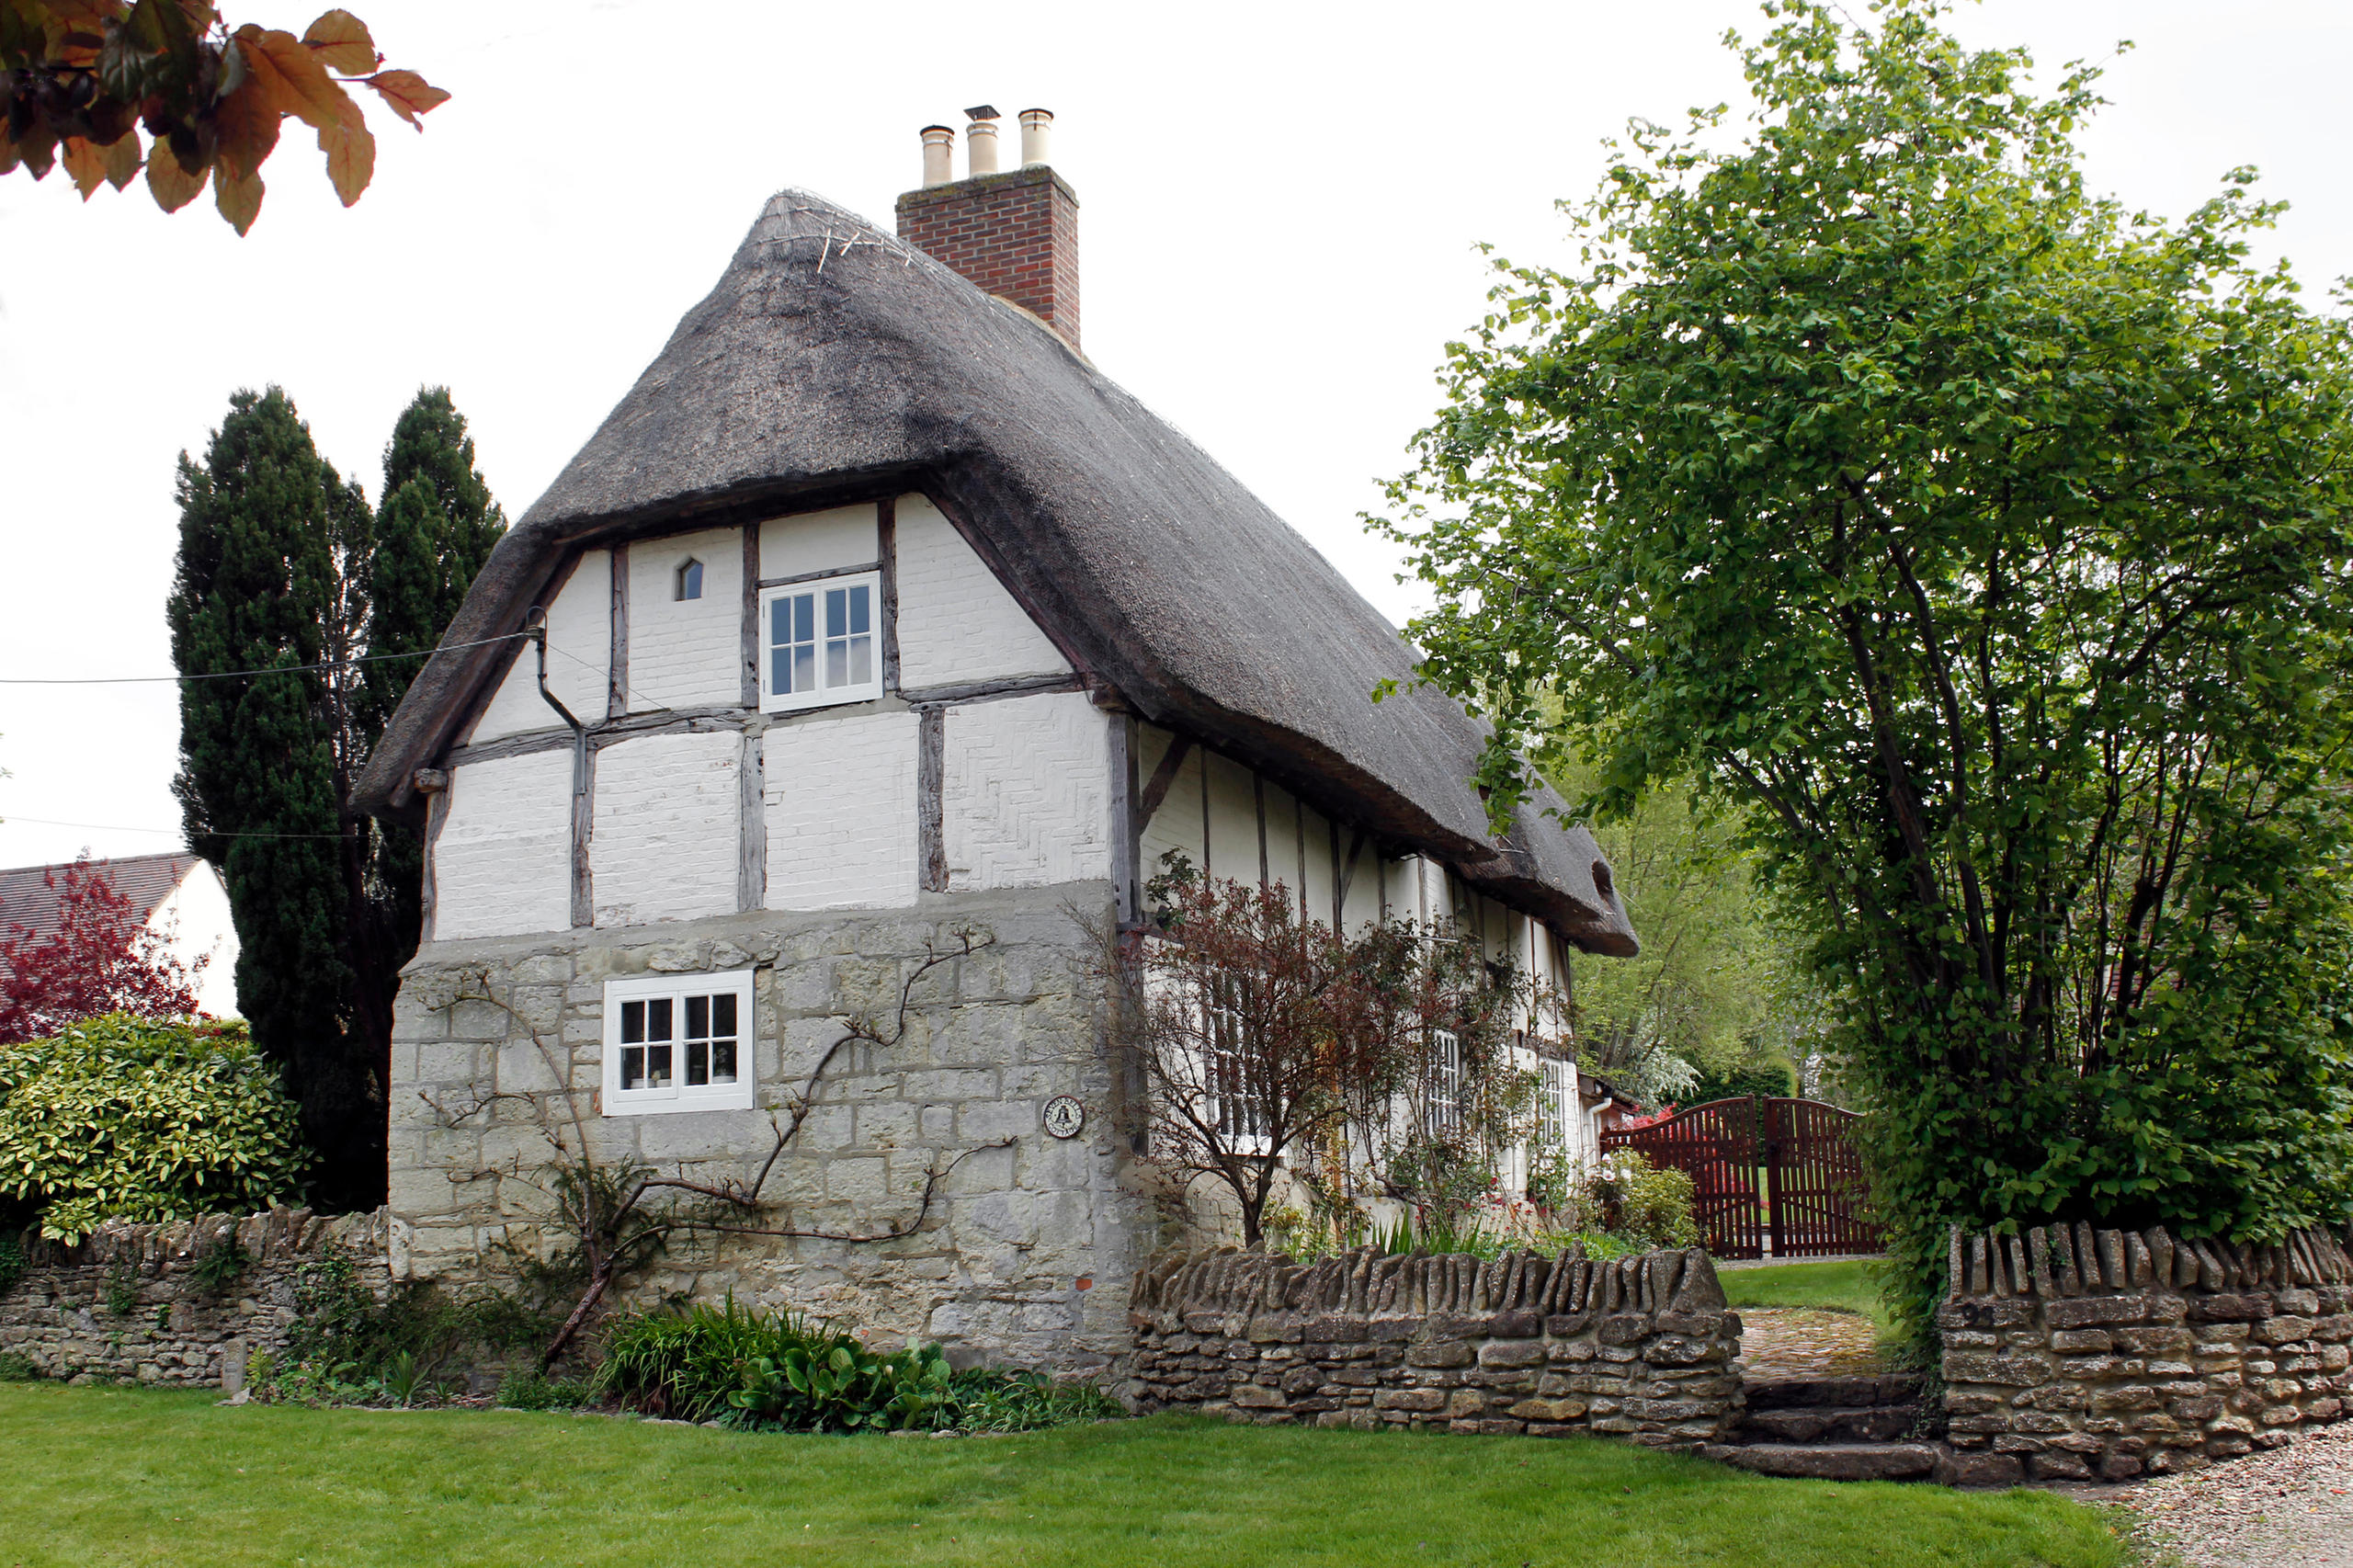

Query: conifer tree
[169,386,505,1213]
[168,388,372,1207]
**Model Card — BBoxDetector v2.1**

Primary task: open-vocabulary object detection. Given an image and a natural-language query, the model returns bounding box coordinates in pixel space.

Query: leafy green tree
[1380,1,2353,1354]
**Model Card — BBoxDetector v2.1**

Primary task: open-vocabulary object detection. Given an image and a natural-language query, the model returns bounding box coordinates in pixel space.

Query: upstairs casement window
[602,970,754,1116]
[759,571,883,712]
[676,558,705,601]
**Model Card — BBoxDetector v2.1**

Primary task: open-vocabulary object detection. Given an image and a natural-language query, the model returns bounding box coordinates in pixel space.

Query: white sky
[0,0,2346,869]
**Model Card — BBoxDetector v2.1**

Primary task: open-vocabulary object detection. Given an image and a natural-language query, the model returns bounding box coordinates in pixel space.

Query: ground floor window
[602,969,755,1115]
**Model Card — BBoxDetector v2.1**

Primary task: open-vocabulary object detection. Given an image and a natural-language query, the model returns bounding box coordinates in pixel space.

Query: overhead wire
[0,631,533,686]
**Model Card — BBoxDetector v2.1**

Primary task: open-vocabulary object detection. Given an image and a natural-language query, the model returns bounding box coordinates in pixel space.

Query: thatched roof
[353,189,1636,955]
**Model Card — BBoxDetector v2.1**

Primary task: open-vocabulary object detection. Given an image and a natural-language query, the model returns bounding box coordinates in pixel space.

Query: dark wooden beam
[608,541,631,721]
[1134,735,1193,829]
[737,727,766,913]
[877,495,901,695]
[918,707,946,892]
[740,524,760,709]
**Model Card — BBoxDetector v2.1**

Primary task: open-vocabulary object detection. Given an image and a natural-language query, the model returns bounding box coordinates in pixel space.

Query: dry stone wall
[1940,1221,2353,1483]
[1128,1244,1743,1447]
[0,1209,389,1387]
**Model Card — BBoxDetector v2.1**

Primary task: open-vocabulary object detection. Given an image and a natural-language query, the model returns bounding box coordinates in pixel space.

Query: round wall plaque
[1042,1095,1086,1139]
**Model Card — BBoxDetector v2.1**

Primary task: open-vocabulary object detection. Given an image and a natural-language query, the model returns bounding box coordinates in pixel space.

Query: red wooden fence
[1600,1096,1879,1259]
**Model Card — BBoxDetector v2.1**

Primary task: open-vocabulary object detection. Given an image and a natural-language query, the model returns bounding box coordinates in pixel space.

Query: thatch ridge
[353,188,1635,954]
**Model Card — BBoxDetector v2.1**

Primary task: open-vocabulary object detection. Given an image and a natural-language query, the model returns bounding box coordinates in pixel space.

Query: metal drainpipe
[527,606,590,832]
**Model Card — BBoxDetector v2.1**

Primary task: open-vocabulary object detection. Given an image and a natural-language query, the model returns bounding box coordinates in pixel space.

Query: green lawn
[0,1383,2130,1567]
[1719,1259,1889,1328]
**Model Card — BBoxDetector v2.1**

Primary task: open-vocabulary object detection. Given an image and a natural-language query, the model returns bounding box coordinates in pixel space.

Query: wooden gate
[1600,1096,1878,1258]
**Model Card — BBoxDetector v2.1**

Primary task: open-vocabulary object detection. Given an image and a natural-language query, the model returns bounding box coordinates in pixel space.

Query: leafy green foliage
[1685,1063,1796,1107]
[935,1369,1124,1434]
[0,1014,307,1241]
[0,1352,36,1381]
[1379,0,2353,1358]
[257,1250,559,1406]
[594,1299,1114,1436]
[493,1368,593,1411]
[188,1234,248,1292]
[0,1232,24,1296]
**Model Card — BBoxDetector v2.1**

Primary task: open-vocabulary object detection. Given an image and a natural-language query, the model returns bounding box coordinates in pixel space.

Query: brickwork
[625,525,742,712]
[943,692,1111,892]
[592,729,740,926]
[0,1209,389,1387]
[389,886,1148,1369]
[894,496,1070,688]
[436,748,574,940]
[1128,1245,1744,1447]
[763,710,919,910]
[1939,1222,2353,1483]
[895,166,1081,350]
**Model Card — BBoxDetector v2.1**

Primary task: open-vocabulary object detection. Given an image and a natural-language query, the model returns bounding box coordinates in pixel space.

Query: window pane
[646,1044,672,1087]
[848,584,870,635]
[686,995,709,1040]
[687,1040,709,1086]
[620,1000,644,1045]
[825,586,847,638]
[713,993,737,1036]
[772,647,793,694]
[792,644,814,693]
[793,593,813,642]
[647,997,673,1040]
[679,560,703,600]
[848,635,871,687]
[825,638,847,687]
[620,1045,645,1090]
[710,1039,737,1084]
[770,597,791,645]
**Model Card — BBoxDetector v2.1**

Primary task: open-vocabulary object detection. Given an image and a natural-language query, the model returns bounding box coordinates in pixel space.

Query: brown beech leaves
[1,0,449,233]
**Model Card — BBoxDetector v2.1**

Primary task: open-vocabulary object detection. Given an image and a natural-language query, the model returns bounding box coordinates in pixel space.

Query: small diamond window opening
[760,570,883,712]
[676,558,704,600]
[604,970,753,1115]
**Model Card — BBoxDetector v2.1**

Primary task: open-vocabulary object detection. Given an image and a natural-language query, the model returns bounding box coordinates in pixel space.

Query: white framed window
[760,572,882,712]
[1203,969,1270,1149]
[1425,1028,1463,1139]
[1540,1056,1572,1151]
[602,969,755,1116]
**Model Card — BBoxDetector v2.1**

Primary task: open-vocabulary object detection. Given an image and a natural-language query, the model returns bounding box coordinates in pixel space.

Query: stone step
[1734,1403,1921,1444]
[1743,1374,1924,1412]
[1703,1441,1940,1483]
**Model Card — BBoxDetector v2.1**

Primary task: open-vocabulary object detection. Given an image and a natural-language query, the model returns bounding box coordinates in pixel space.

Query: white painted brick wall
[469,550,609,743]
[760,504,877,579]
[628,526,742,712]
[943,692,1109,890]
[765,710,918,910]
[895,496,1068,688]
[435,750,574,939]
[591,730,740,926]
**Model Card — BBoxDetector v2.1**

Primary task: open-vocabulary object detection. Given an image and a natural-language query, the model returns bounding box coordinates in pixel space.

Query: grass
[1718,1259,1889,1328]
[0,1382,2132,1567]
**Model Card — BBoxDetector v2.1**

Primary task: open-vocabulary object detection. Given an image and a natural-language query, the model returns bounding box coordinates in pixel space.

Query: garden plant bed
[0,1381,2133,1567]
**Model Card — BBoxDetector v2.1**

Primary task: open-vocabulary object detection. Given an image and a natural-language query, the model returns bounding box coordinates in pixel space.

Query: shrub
[495,1369,594,1411]
[0,1352,38,1381]
[597,1298,949,1433]
[257,1251,561,1406]
[0,1014,309,1241]
[937,1369,1125,1433]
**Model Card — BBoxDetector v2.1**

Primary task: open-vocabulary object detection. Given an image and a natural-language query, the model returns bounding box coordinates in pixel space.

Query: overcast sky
[1,0,2347,870]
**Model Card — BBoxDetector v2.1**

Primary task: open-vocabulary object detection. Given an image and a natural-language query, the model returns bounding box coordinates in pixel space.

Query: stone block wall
[0,1209,389,1387]
[1940,1221,2353,1481]
[1128,1244,1742,1447]
[391,887,1154,1371]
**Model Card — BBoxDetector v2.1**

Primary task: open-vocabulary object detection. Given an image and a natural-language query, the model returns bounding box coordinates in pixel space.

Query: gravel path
[2111,1424,2353,1567]
[1735,1307,1886,1379]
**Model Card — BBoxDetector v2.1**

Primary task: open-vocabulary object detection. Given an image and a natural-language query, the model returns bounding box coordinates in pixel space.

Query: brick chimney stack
[896,107,1080,351]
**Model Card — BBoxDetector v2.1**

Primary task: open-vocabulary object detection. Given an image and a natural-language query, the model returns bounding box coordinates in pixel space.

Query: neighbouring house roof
[352,188,1638,955]
[0,853,199,977]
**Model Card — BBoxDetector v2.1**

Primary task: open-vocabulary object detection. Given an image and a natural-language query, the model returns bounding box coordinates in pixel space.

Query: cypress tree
[168,389,374,1209]
[170,386,505,1212]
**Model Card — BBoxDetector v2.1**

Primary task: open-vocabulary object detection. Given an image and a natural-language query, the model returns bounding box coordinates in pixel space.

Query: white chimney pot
[1018,108,1053,167]
[919,125,954,187]
[966,117,1000,177]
